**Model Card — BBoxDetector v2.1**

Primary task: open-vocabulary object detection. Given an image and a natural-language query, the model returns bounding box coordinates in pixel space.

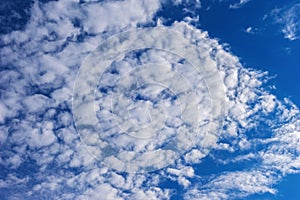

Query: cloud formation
[72,26,226,173]
[272,3,300,40]
[229,0,252,9]
[0,0,300,199]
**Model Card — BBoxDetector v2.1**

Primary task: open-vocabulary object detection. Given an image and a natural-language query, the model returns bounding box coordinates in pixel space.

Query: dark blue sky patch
[0,0,33,34]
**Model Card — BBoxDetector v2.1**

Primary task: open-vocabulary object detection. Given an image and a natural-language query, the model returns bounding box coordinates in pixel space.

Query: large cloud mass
[0,0,299,199]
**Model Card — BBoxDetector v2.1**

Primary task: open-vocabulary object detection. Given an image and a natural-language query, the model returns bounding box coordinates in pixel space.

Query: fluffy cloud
[1,0,300,200]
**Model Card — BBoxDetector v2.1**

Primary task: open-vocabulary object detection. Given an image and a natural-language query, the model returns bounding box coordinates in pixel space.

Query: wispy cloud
[272,3,300,40]
[229,0,252,9]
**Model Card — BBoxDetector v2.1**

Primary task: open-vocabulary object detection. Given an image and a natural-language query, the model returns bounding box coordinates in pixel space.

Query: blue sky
[157,0,300,106]
[199,2,300,199]
[195,2,300,198]
[197,0,300,106]
[1,0,300,199]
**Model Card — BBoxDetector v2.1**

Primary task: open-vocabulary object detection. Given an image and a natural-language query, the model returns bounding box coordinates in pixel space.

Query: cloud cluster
[0,0,300,199]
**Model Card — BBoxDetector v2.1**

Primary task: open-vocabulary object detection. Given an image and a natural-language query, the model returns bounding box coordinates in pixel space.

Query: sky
[0,0,300,200]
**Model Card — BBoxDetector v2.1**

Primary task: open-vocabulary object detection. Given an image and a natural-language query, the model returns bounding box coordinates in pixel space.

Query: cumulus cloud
[73,25,225,173]
[1,0,300,200]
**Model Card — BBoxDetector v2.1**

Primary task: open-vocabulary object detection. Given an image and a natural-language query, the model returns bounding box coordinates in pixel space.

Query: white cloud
[245,26,253,33]
[72,24,226,173]
[0,174,29,189]
[166,166,194,188]
[184,149,207,163]
[212,170,277,194]
[184,170,277,200]
[0,102,9,123]
[272,3,300,40]
[78,183,123,200]
[229,0,251,9]
[244,26,258,34]
[1,0,300,199]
